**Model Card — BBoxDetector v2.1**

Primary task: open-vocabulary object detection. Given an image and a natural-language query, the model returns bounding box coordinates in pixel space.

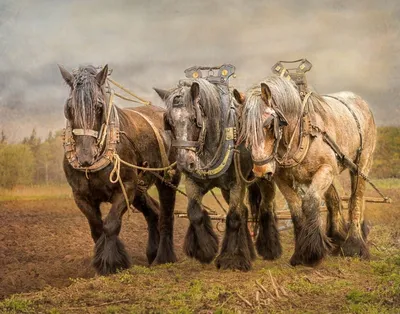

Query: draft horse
[237,75,376,266]
[154,78,279,271]
[59,64,180,274]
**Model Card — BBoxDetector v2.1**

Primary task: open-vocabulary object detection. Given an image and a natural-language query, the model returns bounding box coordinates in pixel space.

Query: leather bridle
[251,112,286,166]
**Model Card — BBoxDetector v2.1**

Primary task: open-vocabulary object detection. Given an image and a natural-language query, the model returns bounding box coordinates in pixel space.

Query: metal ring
[216,220,225,233]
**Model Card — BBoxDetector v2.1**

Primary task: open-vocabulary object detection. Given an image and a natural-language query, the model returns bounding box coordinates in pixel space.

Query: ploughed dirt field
[0,181,399,313]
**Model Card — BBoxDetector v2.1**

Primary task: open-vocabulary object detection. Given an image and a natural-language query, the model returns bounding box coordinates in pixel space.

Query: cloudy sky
[0,0,399,141]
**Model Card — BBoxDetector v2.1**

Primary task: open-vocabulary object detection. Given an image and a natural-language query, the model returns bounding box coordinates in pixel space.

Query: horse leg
[74,195,103,243]
[325,184,347,254]
[132,192,160,265]
[215,183,254,271]
[92,189,132,275]
[275,178,304,266]
[183,183,219,263]
[183,179,219,263]
[296,165,334,266]
[153,171,181,265]
[222,189,256,261]
[341,173,370,259]
[255,179,282,260]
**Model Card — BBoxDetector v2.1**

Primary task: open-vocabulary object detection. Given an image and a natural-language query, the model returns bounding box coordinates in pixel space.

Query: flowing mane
[164,78,221,122]
[240,75,325,147]
[68,66,105,129]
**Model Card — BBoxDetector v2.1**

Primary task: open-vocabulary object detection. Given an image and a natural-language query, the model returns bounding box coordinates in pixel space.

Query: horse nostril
[187,162,196,172]
[264,172,274,181]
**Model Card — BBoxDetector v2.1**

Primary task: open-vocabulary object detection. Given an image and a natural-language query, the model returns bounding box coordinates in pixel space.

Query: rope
[99,90,115,148]
[149,170,219,215]
[107,77,151,106]
[210,189,227,214]
[114,91,149,104]
[233,150,258,185]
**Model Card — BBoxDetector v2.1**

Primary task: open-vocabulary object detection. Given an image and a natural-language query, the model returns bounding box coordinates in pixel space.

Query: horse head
[59,64,109,167]
[155,79,221,174]
[238,82,288,180]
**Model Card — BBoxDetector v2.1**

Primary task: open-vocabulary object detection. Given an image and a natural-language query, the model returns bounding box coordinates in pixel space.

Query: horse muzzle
[252,162,276,181]
[177,149,198,173]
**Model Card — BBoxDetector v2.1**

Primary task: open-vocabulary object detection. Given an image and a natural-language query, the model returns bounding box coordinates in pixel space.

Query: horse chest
[277,166,312,186]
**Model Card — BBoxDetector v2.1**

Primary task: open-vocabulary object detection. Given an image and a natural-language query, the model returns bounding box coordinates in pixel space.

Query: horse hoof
[289,253,302,266]
[215,253,252,271]
[183,223,219,264]
[152,253,177,265]
[341,236,370,260]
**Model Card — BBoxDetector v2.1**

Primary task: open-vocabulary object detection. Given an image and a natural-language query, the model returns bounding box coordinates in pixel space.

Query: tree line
[0,127,398,189]
[0,129,64,189]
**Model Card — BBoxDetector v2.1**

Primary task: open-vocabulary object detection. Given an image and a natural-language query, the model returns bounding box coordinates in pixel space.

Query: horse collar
[276,114,312,168]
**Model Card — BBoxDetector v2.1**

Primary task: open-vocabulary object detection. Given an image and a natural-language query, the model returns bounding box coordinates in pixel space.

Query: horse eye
[173,95,181,105]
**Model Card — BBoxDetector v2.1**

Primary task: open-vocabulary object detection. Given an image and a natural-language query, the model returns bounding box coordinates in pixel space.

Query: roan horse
[154,78,279,271]
[59,64,180,274]
[237,75,376,266]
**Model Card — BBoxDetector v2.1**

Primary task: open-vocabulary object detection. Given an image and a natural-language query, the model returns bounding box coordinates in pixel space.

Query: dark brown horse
[59,64,180,275]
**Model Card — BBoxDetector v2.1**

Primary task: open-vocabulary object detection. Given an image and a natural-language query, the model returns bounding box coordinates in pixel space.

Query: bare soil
[0,187,399,313]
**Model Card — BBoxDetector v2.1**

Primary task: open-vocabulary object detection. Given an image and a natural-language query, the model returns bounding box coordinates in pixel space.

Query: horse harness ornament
[172,64,238,179]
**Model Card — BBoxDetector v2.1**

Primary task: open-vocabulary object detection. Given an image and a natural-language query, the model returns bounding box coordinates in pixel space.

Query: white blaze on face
[171,107,198,171]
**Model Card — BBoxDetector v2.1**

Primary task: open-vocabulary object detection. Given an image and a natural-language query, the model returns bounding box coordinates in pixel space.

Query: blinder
[163,112,172,131]
[194,98,203,128]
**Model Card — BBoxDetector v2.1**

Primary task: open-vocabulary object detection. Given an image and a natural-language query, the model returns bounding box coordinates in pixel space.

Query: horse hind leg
[254,180,282,260]
[132,191,160,265]
[152,171,181,265]
[325,183,347,254]
[341,172,370,259]
[183,179,219,264]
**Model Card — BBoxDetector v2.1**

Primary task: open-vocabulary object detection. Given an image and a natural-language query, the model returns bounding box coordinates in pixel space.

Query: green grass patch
[0,296,34,314]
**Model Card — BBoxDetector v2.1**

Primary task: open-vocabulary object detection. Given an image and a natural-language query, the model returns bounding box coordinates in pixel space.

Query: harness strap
[128,110,170,168]
[172,140,200,148]
[72,129,99,138]
[323,95,363,164]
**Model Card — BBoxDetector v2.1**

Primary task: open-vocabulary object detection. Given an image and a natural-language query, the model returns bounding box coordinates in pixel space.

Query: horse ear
[153,88,171,101]
[191,82,200,101]
[233,89,245,105]
[58,64,73,88]
[96,64,109,86]
[260,83,272,105]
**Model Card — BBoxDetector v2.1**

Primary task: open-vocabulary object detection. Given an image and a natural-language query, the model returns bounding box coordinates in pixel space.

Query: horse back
[120,105,175,166]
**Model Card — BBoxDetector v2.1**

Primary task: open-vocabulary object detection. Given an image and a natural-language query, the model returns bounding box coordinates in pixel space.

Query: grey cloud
[0,0,399,141]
